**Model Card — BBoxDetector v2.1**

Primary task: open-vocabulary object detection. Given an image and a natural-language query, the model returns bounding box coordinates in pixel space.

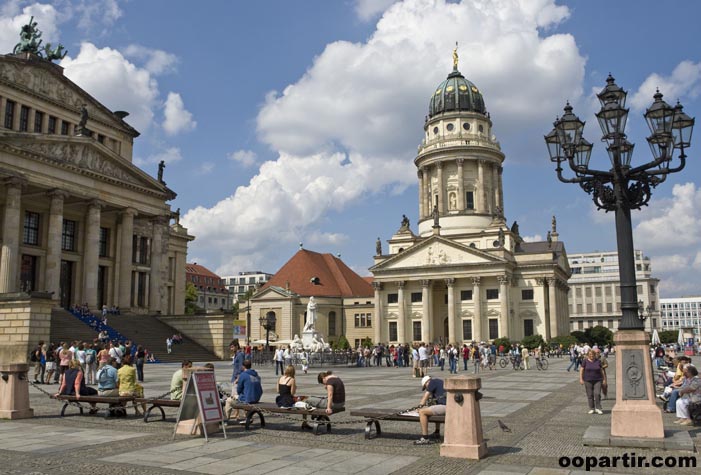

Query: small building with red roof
[185,263,233,312]
[249,248,375,347]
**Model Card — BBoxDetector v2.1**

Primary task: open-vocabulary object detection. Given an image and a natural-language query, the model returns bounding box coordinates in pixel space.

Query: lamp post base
[610,330,664,438]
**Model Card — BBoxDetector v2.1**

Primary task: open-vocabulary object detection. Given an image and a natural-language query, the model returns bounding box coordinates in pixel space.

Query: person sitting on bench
[170,360,192,400]
[300,371,345,429]
[97,358,119,396]
[55,359,99,414]
[414,375,446,445]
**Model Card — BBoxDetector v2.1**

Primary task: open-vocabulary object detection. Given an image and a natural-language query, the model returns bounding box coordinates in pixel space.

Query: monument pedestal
[440,375,487,459]
[0,364,34,419]
[302,330,320,350]
[611,330,664,439]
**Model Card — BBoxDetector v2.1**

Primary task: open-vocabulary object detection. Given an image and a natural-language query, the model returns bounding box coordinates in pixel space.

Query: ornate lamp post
[259,311,276,351]
[544,75,694,439]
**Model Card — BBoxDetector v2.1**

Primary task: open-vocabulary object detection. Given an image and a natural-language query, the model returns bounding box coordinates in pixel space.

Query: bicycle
[535,356,549,371]
[498,355,509,368]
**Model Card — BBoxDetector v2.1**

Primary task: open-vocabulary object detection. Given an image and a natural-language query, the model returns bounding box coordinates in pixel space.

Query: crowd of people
[655,352,701,426]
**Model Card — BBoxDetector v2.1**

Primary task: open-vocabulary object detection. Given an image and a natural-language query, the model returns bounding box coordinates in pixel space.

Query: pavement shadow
[487,445,522,455]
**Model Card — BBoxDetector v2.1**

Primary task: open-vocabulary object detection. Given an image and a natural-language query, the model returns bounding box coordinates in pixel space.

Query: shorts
[420,360,429,368]
[45,362,56,371]
[426,404,446,415]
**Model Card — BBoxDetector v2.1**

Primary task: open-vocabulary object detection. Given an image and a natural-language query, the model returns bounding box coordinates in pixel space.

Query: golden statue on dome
[452,42,459,70]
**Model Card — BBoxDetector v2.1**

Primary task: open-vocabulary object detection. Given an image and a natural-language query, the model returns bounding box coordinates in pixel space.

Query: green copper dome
[428,69,486,118]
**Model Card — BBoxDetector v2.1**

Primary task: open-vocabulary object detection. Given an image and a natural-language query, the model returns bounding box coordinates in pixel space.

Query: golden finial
[452,41,458,71]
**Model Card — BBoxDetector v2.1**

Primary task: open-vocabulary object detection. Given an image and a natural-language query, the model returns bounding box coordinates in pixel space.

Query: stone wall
[157,313,232,360]
[0,292,54,364]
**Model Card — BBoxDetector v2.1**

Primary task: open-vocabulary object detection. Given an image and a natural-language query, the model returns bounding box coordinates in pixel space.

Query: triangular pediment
[0,134,171,197]
[371,235,506,272]
[0,55,139,136]
[252,286,296,301]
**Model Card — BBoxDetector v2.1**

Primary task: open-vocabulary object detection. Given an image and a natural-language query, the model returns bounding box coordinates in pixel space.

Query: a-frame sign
[173,370,227,441]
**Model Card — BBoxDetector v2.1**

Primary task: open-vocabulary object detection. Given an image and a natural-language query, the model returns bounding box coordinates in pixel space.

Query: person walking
[166,337,172,354]
[274,347,285,375]
[580,349,606,414]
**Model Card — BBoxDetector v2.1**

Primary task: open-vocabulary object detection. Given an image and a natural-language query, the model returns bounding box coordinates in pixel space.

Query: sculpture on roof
[400,214,410,231]
[158,160,166,183]
[375,237,382,256]
[552,215,557,233]
[510,220,519,235]
[453,42,459,70]
[77,104,89,135]
[432,204,440,227]
[13,16,67,62]
[547,231,552,248]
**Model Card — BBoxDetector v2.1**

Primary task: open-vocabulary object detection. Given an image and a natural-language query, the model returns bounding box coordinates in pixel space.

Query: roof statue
[158,160,166,183]
[432,203,440,227]
[552,215,557,233]
[13,16,67,61]
[375,237,382,256]
[77,104,89,135]
[498,227,504,247]
[547,231,552,248]
[399,214,410,231]
[453,42,459,71]
[510,220,519,235]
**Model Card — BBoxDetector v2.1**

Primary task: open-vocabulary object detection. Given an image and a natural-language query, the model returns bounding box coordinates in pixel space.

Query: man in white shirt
[108,342,123,364]
[274,348,284,375]
[418,343,429,377]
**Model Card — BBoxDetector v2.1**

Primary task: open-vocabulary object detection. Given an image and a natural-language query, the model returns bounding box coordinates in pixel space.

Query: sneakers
[414,437,432,445]
[594,409,603,415]
[588,409,595,414]
[657,394,669,402]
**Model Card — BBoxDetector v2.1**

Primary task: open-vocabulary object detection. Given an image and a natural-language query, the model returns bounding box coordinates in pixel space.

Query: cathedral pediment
[0,135,170,196]
[253,286,297,300]
[0,55,138,136]
[371,235,505,272]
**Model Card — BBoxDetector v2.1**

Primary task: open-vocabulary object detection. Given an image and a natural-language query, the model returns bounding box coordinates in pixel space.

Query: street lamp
[638,300,653,324]
[544,74,694,439]
[259,311,276,351]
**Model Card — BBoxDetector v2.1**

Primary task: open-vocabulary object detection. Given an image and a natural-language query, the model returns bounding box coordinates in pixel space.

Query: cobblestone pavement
[0,355,697,474]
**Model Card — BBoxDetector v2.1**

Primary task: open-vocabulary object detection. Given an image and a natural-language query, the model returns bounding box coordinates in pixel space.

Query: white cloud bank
[183,0,586,274]
[162,92,196,135]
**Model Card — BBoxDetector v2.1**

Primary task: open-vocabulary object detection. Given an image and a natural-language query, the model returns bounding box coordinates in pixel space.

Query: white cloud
[75,0,122,34]
[629,60,701,111]
[522,234,543,243]
[354,0,398,21]
[228,150,258,167]
[651,254,690,273]
[134,146,182,167]
[162,92,196,135]
[307,232,349,246]
[0,2,60,54]
[197,162,215,175]
[184,0,586,274]
[635,182,701,251]
[60,42,159,132]
[123,44,178,75]
[693,252,701,270]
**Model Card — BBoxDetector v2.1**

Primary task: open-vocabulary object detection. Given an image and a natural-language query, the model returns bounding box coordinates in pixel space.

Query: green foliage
[184,282,199,315]
[361,337,373,348]
[570,331,587,343]
[520,334,545,350]
[658,330,678,344]
[549,335,578,348]
[492,337,511,349]
[585,325,614,347]
[335,335,350,350]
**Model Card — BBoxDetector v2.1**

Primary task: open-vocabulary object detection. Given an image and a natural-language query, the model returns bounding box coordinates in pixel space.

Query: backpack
[29,347,39,362]
[86,351,95,365]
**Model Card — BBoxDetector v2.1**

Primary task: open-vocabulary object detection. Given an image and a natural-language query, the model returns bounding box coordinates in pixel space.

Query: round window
[433,127,439,135]
[463,122,470,131]
[446,123,454,131]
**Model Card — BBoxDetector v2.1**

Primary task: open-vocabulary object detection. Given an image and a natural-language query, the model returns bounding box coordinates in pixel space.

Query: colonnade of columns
[0,179,170,313]
[417,159,503,219]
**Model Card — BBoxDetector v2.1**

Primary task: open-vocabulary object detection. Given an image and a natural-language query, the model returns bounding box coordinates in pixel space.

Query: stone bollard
[0,364,34,419]
[440,375,487,459]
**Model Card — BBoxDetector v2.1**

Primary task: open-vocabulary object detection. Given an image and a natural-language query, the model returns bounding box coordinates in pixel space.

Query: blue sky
[2,0,700,297]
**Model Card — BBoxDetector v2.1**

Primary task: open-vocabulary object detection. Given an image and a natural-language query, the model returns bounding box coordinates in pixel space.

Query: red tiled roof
[363,276,374,285]
[261,249,373,298]
[185,263,222,279]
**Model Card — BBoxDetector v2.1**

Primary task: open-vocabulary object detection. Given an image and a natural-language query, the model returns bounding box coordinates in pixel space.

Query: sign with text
[193,372,224,423]
[172,370,226,441]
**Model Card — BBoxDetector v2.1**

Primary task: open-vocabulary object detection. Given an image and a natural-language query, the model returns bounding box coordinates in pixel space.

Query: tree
[335,335,350,350]
[184,282,199,315]
[585,326,614,347]
[550,335,578,349]
[521,334,545,350]
[361,337,373,348]
[658,330,678,344]
[492,337,511,350]
[570,331,587,343]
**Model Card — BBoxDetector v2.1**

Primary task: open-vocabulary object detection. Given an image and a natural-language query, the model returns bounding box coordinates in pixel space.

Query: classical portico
[0,47,193,314]
[370,51,571,344]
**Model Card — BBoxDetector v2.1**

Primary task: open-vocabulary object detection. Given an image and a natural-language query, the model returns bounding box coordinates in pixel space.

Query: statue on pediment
[43,43,67,61]
[400,214,410,231]
[375,237,382,256]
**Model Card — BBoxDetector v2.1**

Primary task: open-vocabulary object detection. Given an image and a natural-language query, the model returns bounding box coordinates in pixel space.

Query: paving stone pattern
[0,356,697,474]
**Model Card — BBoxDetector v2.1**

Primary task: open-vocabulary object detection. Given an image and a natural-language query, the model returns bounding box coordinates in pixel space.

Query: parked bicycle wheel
[499,358,508,368]
[539,358,548,370]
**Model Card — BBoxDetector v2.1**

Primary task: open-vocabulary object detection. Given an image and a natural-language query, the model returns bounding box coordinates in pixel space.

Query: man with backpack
[31,341,45,384]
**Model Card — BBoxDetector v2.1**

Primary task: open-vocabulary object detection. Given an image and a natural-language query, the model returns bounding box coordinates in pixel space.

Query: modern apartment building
[222,271,273,303]
[660,296,701,339]
[567,250,659,332]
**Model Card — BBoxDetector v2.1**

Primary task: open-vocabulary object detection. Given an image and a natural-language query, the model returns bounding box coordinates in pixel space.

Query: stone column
[421,280,431,342]
[41,111,49,133]
[417,169,424,219]
[396,281,406,343]
[440,375,487,459]
[457,158,465,210]
[472,277,482,342]
[497,166,504,214]
[149,217,167,313]
[491,165,499,215]
[0,179,23,293]
[547,277,558,339]
[536,278,550,341]
[436,163,444,213]
[11,103,20,131]
[27,108,36,133]
[477,161,487,213]
[497,276,510,338]
[117,208,137,308]
[446,278,456,344]
[373,281,383,344]
[423,166,432,217]
[82,200,102,308]
[43,190,67,299]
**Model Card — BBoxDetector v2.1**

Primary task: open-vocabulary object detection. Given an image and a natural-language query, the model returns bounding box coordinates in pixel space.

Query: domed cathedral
[370,48,571,346]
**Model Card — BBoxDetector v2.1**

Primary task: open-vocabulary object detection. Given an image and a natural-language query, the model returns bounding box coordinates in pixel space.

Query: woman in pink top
[97,344,110,365]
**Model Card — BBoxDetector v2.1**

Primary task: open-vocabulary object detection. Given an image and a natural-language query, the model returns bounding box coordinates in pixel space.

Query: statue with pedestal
[302,297,327,352]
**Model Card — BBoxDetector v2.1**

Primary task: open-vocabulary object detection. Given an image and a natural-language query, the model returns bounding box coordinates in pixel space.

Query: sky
[1,0,700,298]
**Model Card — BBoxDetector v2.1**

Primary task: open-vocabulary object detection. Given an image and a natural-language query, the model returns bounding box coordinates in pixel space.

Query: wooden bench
[350,408,445,439]
[230,402,345,435]
[54,395,137,418]
[135,398,181,422]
